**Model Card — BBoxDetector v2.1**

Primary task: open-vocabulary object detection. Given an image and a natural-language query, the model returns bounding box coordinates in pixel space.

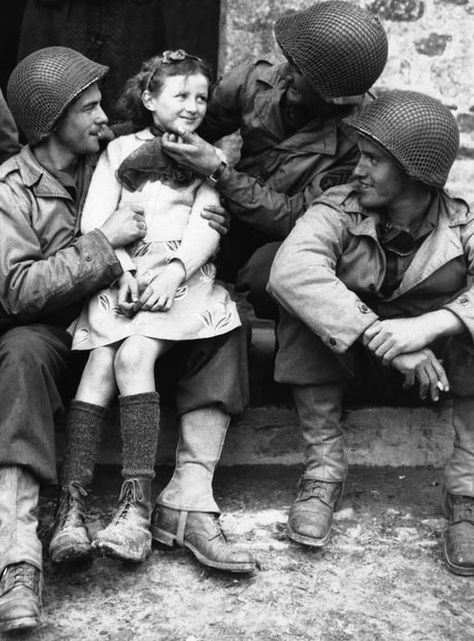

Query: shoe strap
[176,510,188,546]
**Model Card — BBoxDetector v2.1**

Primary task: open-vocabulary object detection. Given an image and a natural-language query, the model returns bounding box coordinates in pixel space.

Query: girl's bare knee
[115,337,153,376]
[76,345,117,404]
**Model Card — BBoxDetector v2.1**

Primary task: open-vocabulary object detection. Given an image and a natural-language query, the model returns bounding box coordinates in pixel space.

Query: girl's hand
[117,272,139,317]
[138,261,186,312]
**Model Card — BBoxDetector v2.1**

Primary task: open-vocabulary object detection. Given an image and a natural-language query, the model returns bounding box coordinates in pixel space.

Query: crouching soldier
[269,89,474,576]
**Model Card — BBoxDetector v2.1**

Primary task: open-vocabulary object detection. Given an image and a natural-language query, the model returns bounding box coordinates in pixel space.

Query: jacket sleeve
[216,146,358,240]
[0,182,122,322]
[80,141,135,272]
[173,182,221,279]
[0,90,20,164]
[443,216,474,339]
[267,202,379,353]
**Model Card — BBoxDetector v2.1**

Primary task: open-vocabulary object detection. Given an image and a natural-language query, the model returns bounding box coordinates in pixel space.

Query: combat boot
[49,481,91,563]
[93,478,152,562]
[444,492,474,576]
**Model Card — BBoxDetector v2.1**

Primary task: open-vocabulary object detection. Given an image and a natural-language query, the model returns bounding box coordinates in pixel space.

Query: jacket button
[459,295,469,306]
[329,337,337,346]
[358,303,370,313]
[369,284,376,292]
[84,254,92,262]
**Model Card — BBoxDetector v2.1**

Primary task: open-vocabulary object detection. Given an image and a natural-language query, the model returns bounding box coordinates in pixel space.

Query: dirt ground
[4,465,474,641]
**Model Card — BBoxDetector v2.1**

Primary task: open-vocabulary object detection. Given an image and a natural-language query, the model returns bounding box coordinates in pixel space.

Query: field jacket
[200,60,365,239]
[268,184,474,354]
[0,146,122,327]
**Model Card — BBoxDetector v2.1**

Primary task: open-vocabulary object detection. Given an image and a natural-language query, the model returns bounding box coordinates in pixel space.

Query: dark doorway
[0,1,28,95]
[2,0,220,120]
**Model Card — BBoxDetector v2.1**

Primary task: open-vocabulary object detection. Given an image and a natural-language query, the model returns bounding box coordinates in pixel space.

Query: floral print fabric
[72,239,241,350]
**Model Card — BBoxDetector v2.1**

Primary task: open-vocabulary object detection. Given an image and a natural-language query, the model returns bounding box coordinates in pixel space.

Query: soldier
[268,90,474,576]
[161,0,388,319]
[0,46,250,633]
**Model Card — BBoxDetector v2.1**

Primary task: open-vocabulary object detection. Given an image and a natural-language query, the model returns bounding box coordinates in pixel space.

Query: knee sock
[119,392,160,479]
[61,400,108,488]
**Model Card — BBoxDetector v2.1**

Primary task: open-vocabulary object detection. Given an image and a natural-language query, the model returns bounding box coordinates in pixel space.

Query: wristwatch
[207,160,228,185]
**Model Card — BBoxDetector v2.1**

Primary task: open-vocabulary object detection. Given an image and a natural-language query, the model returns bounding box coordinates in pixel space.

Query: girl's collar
[150,123,165,137]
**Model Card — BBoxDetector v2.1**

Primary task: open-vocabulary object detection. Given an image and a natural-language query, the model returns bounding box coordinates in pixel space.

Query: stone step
[55,318,454,470]
[55,400,454,470]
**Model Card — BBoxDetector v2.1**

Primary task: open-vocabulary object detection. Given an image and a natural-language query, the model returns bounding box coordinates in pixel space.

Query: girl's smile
[143,73,209,134]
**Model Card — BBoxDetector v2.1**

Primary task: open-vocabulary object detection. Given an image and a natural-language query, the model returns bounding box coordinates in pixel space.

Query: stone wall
[218,0,474,203]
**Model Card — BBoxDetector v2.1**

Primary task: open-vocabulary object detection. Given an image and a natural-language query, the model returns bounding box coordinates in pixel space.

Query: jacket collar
[253,65,341,155]
[13,146,84,200]
[391,192,469,296]
[254,62,371,156]
[341,186,470,233]
[344,187,472,296]
[255,61,288,90]
[135,127,155,141]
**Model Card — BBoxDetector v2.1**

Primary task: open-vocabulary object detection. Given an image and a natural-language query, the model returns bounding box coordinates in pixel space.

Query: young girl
[49,50,242,564]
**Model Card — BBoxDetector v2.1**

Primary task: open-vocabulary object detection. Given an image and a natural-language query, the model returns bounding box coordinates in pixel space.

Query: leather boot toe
[444,493,474,576]
[152,506,256,573]
[0,563,42,633]
[287,478,342,547]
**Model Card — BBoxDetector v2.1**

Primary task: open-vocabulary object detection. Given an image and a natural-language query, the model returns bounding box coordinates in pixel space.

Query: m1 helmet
[274,1,388,99]
[344,89,459,187]
[7,46,108,145]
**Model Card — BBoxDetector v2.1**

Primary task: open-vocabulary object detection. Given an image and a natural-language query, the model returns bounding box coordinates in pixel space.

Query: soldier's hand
[101,205,146,248]
[201,203,230,236]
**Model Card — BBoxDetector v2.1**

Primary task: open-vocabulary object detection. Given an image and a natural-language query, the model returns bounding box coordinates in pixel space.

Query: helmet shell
[344,89,459,187]
[7,46,108,145]
[274,0,388,99]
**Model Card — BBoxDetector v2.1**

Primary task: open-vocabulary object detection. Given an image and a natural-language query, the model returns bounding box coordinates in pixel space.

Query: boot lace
[295,479,340,507]
[112,479,143,525]
[207,515,227,542]
[0,563,40,595]
[56,481,87,529]
[451,496,474,523]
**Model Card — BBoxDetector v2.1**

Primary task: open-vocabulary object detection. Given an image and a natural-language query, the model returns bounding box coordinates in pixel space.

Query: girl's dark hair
[116,50,213,128]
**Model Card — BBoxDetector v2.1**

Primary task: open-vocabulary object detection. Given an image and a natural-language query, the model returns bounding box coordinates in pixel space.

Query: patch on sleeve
[320,169,352,192]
